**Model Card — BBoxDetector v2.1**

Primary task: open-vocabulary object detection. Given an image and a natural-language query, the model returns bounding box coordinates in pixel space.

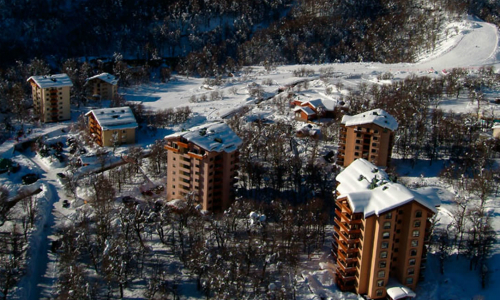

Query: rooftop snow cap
[27,73,74,88]
[85,106,138,130]
[341,108,398,131]
[335,159,437,218]
[86,72,119,85]
[165,122,242,153]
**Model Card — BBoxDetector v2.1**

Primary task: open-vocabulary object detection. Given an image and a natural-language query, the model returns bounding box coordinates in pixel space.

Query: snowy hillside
[0,15,500,300]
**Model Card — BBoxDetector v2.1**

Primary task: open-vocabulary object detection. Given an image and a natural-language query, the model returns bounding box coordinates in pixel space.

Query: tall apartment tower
[27,74,73,123]
[165,122,242,212]
[333,159,438,299]
[337,109,397,168]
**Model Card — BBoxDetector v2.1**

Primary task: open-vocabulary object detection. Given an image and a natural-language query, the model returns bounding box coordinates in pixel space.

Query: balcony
[337,258,357,273]
[335,210,363,228]
[339,230,361,244]
[188,151,204,160]
[338,249,358,263]
[336,267,356,282]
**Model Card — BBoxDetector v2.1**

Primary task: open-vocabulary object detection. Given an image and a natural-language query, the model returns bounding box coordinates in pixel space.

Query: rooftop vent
[214,137,223,143]
[112,115,119,119]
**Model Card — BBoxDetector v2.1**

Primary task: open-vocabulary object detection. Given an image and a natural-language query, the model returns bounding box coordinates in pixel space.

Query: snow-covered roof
[303,98,336,111]
[294,106,316,116]
[492,122,500,129]
[336,159,437,218]
[27,74,73,88]
[341,109,398,131]
[166,122,242,153]
[87,73,118,85]
[85,107,138,130]
[386,279,416,299]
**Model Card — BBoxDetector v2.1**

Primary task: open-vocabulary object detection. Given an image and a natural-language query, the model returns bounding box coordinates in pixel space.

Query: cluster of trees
[227,117,337,203]
[55,149,330,299]
[338,67,500,168]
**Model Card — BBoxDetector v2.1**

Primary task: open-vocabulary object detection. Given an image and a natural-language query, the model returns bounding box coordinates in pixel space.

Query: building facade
[333,159,438,299]
[85,107,137,147]
[337,109,397,168]
[165,122,241,212]
[86,73,119,100]
[27,74,73,123]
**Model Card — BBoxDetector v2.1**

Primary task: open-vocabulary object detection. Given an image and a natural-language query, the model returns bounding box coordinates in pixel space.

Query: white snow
[86,72,118,85]
[336,159,438,217]
[26,74,73,88]
[166,122,242,152]
[85,106,138,130]
[341,109,398,131]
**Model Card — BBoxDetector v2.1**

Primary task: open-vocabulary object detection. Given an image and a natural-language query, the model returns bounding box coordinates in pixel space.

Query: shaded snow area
[1,15,500,300]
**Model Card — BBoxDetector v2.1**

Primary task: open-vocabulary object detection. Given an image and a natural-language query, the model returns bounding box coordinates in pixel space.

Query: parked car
[22,173,38,185]
[62,200,70,208]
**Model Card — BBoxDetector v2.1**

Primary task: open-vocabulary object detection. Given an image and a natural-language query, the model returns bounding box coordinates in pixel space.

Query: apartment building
[164,122,242,212]
[86,73,118,100]
[337,109,398,168]
[333,159,438,299]
[27,74,73,123]
[85,107,137,147]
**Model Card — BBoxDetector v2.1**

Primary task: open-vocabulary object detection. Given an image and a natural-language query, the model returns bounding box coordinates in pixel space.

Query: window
[380,251,387,259]
[415,210,422,218]
[385,212,392,219]
[372,143,377,147]
[408,268,414,275]
[411,240,418,247]
[354,152,359,156]
[410,249,417,256]
[406,277,414,284]
[412,230,420,237]
[382,232,390,239]
[172,185,175,188]
[374,130,379,134]
[379,261,386,268]
[356,133,361,137]
[377,280,384,287]
[376,290,383,297]
[409,259,416,266]
[381,242,388,249]
[383,221,391,229]
[414,220,421,228]
[355,146,360,150]
[378,270,385,278]
[394,248,398,253]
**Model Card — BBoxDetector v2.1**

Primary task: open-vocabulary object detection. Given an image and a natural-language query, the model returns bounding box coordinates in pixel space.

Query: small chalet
[86,73,118,100]
[85,107,138,147]
[291,98,337,121]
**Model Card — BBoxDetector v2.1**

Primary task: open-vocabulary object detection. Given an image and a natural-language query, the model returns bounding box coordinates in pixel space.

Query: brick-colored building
[86,73,118,100]
[164,122,242,212]
[333,159,438,299]
[27,74,73,123]
[337,109,397,168]
[85,107,137,147]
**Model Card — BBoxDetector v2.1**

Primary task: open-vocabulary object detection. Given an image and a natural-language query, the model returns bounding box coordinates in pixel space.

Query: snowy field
[1,15,500,300]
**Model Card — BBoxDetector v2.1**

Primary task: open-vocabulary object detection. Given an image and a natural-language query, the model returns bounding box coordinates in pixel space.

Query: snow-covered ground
[1,15,500,300]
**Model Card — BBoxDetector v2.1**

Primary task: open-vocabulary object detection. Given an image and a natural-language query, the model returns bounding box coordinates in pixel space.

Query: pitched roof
[166,122,242,153]
[87,73,118,85]
[341,108,398,131]
[85,107,138,130]
[294,106,316,115]
[27,74,73,88]
[336,159,437,218]
[303,98,336,111]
